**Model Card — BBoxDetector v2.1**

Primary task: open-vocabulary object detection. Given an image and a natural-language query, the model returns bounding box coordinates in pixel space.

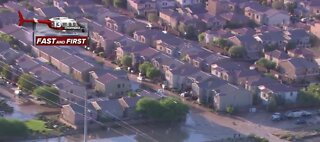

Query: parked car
[285,110,309,119]
[295,119,306,125]
[272,112,285,121]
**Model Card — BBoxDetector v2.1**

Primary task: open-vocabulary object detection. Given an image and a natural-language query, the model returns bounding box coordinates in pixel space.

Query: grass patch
[24,119,52,134]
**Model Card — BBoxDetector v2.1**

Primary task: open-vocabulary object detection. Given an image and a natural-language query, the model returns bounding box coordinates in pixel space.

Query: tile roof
[38,7,63,18]
[265,50,289,60]
[29,65,62,83]
[16,54,41,72]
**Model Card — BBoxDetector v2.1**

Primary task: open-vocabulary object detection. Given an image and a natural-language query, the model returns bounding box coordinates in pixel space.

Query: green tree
[139,61,153,74]
[121,55,132,67]
[1,64,11,80]
[228,46,245,58]
[0,118,28,140]
[147,13,159,23]
[159,98,189,121]
[146,67,161,79]
[17,73,38,92]
[136,98,166,119]
[0,33,14,44]
[102,0,113,7]
[298,84,320,106]
[286,2,297,14]
[213,38,232,50]
[286,41,296,50]
[128,92,137,97]
[256,58,276,70]
[266,96,278,112]
[226,105,234,114]
[136,97,189,121]
[198,33,205,43]
[113,0,126,9]
[32,86,60,105]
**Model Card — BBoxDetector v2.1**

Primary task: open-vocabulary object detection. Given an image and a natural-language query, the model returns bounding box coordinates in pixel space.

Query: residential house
[258,83,298,104]
[151,53,184,73]
[15,54,42,73]
[127,0,157,16]
[59,55,84,75]
[118,96,143,118]
[0,12,19,28]
[159,9,181,29]
[32,45,60,62]
[0,48,21,64]
[34,6,63,17]
[60,102,97,129]
[278,57,320,82]
[91,71,131,99]
[47,48,71,68]
[300,0,320,16]
[0,24,33,46]
[156,0,176,10]
[133,29,168,47]
[165,64,198,90]
[199,14,226,30]
[229,34,262,60]
[59,6,84,18]
[131,47,160,69]
[287,48,320,64]
[204,29,233,44]
[244,2,290,25]
[284,28,311,48]
[176,0,202,7]
[264,50,289,65]
[310,21,320,39]
[3,1,23,11]
[192,77,226,104]
[116,42,149,60]
[220,12,250,26]
[211,60,257,84]
[207,0,229,15]
[53,77,91,104]
[91,99,124,120]
[213,82,252,111]
[71,60,95,83]
[29,65,62,84]
[53,0,94,8]
[90,22,124,57]
[105,16,146,35]
[254,30,286,50]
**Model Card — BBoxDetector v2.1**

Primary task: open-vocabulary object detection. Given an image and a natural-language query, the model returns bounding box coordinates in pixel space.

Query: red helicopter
[18,10,86,32]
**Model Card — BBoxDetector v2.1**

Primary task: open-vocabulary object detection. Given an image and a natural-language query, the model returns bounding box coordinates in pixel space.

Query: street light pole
[84,91,87,142]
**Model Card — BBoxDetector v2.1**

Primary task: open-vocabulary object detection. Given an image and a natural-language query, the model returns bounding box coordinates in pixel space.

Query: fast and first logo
[35,36,88,46]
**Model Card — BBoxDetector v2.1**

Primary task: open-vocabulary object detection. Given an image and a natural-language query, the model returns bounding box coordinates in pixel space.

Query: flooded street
[0,86,59,121]
[24,109,238,142]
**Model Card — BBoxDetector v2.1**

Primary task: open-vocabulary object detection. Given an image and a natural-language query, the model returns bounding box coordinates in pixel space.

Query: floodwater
[24,110,238,142]
[0,87,58,121]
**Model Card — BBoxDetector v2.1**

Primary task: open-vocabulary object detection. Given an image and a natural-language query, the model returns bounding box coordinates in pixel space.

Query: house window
[317,10,320,13]
[117,84,121,88]
[167,49,172,54]
[122,84,125,88]
[248,13,251,16]
[141,37,145,43]
[256,15,259,19]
